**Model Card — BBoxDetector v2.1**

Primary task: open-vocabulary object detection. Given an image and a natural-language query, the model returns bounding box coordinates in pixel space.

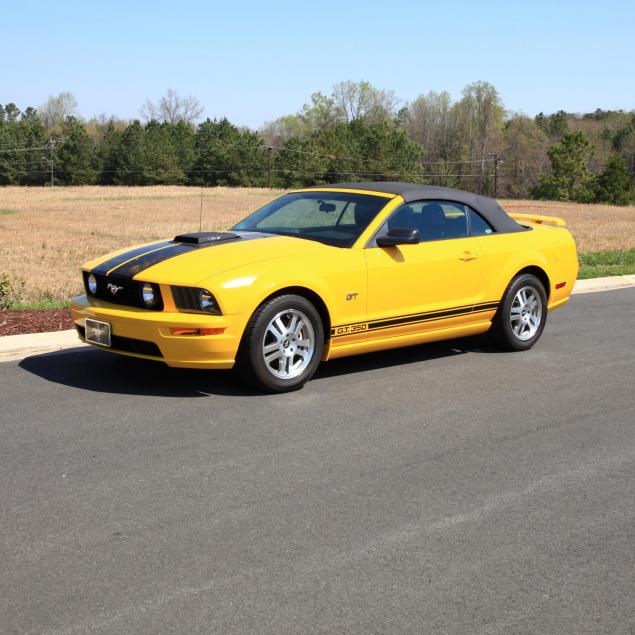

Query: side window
[387,204,417,231]
[382,200,495,243]
[468,208,494,236]
[427,202,468,240]
[385,200,469,241]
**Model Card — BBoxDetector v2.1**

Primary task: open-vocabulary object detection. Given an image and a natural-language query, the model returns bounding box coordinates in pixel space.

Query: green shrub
[0,273,13,310]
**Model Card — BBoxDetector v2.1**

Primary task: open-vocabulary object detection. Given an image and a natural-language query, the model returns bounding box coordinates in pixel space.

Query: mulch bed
[0,309,74,336]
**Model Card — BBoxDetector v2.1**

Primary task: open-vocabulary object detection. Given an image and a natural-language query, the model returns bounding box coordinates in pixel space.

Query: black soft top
[309,181,525,234]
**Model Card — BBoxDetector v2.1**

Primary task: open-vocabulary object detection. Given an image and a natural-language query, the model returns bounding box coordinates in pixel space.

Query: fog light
[141,283,157,306]
[87,274,97,295]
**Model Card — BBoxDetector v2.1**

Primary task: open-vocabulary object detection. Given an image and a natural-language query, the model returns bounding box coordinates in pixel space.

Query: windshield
[232,191,388,248]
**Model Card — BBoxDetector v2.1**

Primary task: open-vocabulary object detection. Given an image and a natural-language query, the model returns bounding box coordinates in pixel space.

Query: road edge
[1,274,634,363]
[0,330,87,363]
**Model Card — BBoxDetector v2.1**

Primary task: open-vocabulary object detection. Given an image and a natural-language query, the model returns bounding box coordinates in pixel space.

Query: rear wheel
[237,294,324,392]
[491,273,547,351]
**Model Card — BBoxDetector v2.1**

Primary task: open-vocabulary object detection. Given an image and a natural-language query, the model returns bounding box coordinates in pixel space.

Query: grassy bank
[578,249,635,279]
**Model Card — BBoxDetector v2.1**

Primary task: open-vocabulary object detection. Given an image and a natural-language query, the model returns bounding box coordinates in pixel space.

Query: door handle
[459,251,479,261]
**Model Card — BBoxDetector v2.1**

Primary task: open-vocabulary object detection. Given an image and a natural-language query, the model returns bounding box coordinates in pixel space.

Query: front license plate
[85,319,111,347]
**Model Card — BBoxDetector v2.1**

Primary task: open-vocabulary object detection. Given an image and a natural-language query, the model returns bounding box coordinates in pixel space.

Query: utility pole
[48,138,55,186]
[41,138,56,187]
[267,147,272,189]
[199,186,203,231]
[42,137,55,187]
[488,152,503,197]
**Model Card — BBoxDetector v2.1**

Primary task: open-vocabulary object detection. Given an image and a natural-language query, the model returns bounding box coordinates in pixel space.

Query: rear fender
[487,247,553,303]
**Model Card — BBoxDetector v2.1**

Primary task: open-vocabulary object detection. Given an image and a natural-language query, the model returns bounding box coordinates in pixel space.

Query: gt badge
[346,292,358,301]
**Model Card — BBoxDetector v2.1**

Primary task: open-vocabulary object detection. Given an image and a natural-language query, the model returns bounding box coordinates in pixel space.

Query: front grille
[83,272,163,311]
[171,286,201,312]
[77,325,163,358]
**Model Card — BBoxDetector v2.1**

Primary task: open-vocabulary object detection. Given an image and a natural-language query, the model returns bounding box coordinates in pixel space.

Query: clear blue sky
[3,0,634,128]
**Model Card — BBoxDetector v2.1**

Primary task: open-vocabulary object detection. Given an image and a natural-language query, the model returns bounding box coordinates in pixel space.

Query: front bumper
[71,294,248,369]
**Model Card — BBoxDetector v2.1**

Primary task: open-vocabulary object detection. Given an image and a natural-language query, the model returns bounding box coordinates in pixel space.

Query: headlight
[141,283,157,307]
[198,289,218,312]
[171,286,221,314]
[87,274,97,295]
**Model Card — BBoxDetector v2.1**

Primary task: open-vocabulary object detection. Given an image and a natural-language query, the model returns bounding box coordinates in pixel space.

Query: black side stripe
[334,301,498,331]
[330,301,499,337]
[91,241,172,275]
[365,304,498,335]
[368,302,497,330]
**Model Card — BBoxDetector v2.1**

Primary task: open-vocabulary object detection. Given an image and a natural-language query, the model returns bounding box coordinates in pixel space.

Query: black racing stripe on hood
[112,243,197,277]
[91,241,173,275]
[105,231,273,279]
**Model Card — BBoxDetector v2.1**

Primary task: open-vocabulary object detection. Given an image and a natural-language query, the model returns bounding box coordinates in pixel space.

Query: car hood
[84,232,326,286]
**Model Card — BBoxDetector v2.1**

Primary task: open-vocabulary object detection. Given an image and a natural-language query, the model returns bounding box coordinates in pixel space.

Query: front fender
[198,260,339,321]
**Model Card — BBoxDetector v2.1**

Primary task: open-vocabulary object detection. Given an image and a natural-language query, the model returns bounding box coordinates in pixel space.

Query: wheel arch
[252,286,332,340]
[512,265,551,300]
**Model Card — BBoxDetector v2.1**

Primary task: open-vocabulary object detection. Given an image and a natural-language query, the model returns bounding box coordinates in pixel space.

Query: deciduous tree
[39,92,78,130]
[332,80,398,124]
[141,89,204,125]
[501,115,549,197]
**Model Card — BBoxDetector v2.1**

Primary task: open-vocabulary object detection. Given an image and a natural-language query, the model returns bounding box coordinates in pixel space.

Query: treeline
[1,82,634,204]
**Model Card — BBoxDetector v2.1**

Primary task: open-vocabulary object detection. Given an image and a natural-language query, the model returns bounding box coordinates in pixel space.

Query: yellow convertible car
[71,183,578,392]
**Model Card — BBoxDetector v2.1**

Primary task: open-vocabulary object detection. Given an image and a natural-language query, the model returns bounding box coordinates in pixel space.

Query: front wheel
[237,294,324,392]
[491,274,547,351]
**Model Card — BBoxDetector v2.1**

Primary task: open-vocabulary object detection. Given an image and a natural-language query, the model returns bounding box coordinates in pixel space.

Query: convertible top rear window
[233,191,388,247]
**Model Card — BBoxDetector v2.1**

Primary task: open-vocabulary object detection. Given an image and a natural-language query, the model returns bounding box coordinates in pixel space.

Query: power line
[0,145,52,153]
[7,166,494,179]
[266,143,499,167]
[0,138,497,168]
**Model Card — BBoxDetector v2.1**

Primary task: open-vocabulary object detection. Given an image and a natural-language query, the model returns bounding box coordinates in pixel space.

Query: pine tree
[532,131,596,202]
[595,155,633,205]
[55,117,97,184]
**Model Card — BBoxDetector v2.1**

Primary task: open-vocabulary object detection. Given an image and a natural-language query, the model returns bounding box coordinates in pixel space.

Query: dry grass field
[0,186,634,305]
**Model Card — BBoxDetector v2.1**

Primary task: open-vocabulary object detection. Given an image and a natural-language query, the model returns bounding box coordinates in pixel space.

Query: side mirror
[376,228,420,247]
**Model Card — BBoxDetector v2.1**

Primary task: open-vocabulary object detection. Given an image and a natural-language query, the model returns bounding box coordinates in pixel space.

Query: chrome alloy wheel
[510,285,543,341]
[262,309,316,379]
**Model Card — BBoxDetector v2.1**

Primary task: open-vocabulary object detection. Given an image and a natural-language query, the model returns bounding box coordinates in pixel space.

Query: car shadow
[18,348,254,397]
[18,336,494,398]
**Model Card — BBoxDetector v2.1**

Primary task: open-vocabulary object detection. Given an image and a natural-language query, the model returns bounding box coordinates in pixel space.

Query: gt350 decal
[330,301,499,338]
[332,323,369,336]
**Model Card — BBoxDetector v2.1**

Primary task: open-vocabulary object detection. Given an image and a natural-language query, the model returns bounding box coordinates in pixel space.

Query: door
[364,200,491,336]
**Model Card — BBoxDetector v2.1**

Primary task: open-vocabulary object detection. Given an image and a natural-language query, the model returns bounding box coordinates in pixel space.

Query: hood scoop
[173,231,240,245]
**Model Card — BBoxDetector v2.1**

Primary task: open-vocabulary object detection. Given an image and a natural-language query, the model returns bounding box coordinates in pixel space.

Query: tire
[490,273,548,351]
[237,294,324,392]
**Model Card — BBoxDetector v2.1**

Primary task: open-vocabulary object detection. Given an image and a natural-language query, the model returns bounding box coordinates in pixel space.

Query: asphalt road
[1,288,634,634]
